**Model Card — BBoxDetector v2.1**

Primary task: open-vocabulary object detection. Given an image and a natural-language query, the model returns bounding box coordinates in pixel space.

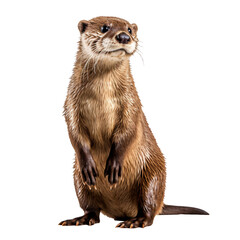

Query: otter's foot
[116,216,153,228]
[59,212,100,226]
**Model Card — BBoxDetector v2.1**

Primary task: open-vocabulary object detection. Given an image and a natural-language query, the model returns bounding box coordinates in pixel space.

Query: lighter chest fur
[80,76,119,144]
[66,73,121,146]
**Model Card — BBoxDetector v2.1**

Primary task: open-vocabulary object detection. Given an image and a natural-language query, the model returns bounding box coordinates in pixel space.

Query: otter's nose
[116,32,130,44]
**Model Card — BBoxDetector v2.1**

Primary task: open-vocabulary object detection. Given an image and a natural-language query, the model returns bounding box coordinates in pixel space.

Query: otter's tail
[160,204,209,215]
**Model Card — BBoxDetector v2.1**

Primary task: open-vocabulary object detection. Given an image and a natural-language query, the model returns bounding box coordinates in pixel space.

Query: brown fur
[59,16,208,229]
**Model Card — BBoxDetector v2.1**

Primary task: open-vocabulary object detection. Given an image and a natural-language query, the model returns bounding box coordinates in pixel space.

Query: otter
[59,16,208,228]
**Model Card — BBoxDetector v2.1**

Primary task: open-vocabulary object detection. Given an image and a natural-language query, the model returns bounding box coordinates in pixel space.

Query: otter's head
[78,16,138,63]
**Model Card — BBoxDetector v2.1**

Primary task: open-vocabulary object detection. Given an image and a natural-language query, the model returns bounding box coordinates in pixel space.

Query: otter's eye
[101,25,110,33]
[128,27,132,34]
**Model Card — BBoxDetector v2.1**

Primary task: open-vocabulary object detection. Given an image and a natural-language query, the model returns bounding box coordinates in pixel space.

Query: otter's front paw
[104,157,122,185]
[81,159,99,186]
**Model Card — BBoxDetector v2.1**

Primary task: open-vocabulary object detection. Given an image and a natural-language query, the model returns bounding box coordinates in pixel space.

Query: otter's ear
[78,20,89,34]
[131,23,138,32]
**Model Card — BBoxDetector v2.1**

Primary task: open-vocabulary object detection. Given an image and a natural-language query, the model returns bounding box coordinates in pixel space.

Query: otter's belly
[97,180,139,219]
[91,149,139,218]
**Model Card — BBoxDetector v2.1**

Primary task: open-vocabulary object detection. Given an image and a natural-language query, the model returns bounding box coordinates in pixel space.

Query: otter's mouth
[105,48,129,54]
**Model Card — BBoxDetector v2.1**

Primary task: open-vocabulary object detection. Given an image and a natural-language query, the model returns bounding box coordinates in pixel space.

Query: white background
[0,0,239,239]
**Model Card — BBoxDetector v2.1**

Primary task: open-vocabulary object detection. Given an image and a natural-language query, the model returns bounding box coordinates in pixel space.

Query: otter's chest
[79,80,120,142]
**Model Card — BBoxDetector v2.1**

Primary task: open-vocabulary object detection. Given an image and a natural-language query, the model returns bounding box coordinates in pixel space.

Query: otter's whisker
[136,49,144,65]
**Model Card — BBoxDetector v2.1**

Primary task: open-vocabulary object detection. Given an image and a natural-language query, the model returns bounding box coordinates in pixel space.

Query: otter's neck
[74,47,132,87]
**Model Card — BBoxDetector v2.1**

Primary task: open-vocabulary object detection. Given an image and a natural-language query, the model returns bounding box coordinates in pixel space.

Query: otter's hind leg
[59,161,101,226]
[116,169,165,228]
[58,183,101,226]
[58,185,101,226]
